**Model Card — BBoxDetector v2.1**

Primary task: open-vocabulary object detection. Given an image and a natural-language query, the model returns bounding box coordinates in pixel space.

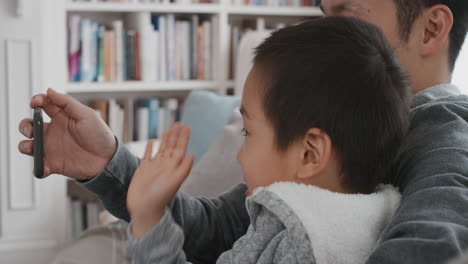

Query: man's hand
[18,88,117,180]
[127,123,195,239]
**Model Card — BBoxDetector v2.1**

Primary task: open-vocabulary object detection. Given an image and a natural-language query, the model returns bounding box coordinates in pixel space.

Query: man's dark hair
[254,17,411,194]
[393,0,468,71]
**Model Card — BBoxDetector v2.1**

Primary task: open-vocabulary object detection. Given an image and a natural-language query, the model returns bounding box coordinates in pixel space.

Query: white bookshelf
[66,80,219,93]
[227,6,322,16]
[65,2,221,13]
[58,0,322,96]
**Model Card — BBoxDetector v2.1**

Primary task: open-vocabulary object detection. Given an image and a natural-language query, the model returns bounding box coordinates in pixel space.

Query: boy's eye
[241,128,249,137]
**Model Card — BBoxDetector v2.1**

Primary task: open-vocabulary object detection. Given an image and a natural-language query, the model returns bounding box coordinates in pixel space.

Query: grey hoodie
[82,84,468,263]
[127,182,400,263]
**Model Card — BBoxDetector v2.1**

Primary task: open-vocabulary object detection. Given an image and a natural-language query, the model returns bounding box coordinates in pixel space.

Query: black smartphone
[33,107,44,179]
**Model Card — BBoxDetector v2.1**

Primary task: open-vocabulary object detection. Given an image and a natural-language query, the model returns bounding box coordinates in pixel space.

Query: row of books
[90,98,183,143]
[68,13,215,83]
[232,0,320,6]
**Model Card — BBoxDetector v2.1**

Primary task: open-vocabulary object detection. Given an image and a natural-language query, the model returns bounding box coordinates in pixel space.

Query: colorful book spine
[148,99,160,139]
[97,25,105,82]
[126,31,137,80]
[69,15,81,82]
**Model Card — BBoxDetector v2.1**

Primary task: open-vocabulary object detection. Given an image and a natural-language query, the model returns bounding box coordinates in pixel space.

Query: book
[167,14,176,80]
[148,99,160,138]
[159,16,167,81]
[190,15,199,80]
[97,25,106,82]
[90,100,108,123]
[135,31,141,81]
[104,30,111,81]
[175,21,182,80]
[203,20,211,80]
[197,24,204,80]
[69,15,81,82]
[126,30,137,80]
[181,21,191,80]
[124,98,134,142]
[113,20,124,82]
[136,106,149,141]
[80,19,95,82]
[109,31,117,81]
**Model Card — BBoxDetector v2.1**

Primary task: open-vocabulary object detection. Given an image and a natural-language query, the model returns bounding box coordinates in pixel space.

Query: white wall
[453,37,468,94]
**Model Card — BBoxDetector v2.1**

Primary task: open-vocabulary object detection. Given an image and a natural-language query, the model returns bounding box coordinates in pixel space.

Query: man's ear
[296,128,332,180]
[420,4,453,57]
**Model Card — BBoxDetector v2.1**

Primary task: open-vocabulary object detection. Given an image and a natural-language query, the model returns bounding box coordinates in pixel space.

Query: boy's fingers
[167,123,181,154]
[143,140,154,160]
[18,140,33,156]
[19,118,34,138]
[157,131,169,157]
[173,126,191,163]
[175,155,195,181]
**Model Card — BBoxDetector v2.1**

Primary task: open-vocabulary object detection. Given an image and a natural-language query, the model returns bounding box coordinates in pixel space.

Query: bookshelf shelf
[65,2,322,17]
[227,6,322,17]
[65,2,221,13]
[66,80,219,93]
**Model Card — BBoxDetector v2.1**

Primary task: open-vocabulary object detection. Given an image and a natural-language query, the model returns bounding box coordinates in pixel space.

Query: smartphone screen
[33,107,44,178]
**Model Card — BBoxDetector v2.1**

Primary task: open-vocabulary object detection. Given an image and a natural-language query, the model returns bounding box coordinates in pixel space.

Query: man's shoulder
[411,84,468,119]
[409,84,468,144]
[395,84,468,187]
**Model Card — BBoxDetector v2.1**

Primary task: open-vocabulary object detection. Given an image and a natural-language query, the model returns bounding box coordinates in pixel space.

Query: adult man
[18,0,468,262]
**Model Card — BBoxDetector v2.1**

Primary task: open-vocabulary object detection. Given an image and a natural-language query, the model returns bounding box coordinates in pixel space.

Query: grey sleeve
[80,140,250,263]
[170,184,250,263]
[80,139,139,222]
[366,102,468,263]
[128,209,191,264]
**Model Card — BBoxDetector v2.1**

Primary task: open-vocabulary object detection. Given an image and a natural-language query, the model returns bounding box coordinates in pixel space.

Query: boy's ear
[297,128,332,180]
[419,4,453,57]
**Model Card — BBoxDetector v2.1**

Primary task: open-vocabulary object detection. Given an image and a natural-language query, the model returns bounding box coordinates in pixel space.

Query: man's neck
[410,57,452,94]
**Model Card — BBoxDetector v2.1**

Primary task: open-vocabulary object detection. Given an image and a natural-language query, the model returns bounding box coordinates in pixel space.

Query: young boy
[126,16,411,263]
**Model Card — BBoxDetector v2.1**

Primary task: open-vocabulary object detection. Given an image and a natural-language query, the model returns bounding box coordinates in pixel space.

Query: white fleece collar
[253,182,400,264]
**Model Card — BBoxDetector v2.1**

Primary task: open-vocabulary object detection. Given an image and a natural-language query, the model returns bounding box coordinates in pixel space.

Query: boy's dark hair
[254,17,411,194]
[393,0,468,71]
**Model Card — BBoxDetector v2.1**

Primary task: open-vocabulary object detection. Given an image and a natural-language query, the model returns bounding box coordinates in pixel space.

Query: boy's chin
[246,188,252,197]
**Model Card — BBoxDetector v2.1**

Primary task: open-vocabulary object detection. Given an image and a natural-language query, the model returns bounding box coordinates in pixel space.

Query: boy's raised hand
[127,123,195,239]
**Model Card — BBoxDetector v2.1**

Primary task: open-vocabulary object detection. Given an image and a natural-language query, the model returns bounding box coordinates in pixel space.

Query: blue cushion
[181,90,241,164]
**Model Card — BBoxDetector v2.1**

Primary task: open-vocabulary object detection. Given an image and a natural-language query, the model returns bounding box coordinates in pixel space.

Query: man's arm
[367,101,468,263]
[80,140,138,222]
[81,140,250,263]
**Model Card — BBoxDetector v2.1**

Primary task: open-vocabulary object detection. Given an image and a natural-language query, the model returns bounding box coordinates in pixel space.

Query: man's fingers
[19,118,33,138]
[46,88,88,120]
[143,140,154,160]
[18,140,33,156]
[33,166,52,179]
[30,94,61,118]
[44,166,52,178]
